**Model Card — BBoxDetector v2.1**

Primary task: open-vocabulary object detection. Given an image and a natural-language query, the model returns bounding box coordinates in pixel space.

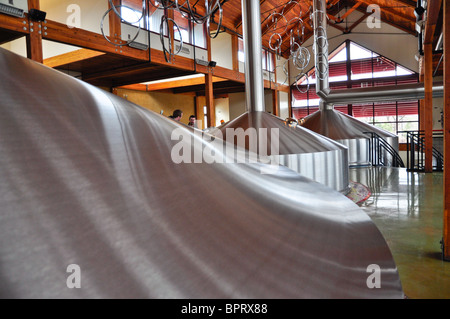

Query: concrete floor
[349,167,450,299]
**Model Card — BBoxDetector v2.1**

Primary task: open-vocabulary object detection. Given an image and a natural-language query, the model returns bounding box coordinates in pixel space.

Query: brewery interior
[0,0,448,298]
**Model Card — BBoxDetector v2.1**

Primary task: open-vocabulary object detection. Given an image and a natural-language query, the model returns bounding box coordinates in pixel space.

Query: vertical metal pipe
[310,0,444,106]
[241,0,265,112]
[313,0,330,108]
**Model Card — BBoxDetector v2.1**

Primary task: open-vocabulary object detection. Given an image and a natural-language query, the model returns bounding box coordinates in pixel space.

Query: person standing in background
[188,115,198,128]
[169,109,183,122]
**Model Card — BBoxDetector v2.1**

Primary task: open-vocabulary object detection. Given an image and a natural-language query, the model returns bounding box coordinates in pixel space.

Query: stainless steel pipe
[241,0,265,112]
[312,0,443,106]
[326,82,444,105]
[313,0,330,103]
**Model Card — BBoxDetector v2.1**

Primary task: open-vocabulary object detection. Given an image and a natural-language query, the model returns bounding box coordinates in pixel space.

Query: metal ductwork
[213,0,350,192]
[302,110,398,166]
[311,0,443,108]
[241,0,265,112]
[303,0,440,166]
[0,47,404,298]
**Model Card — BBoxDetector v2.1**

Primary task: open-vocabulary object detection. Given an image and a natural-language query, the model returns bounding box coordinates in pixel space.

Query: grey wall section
[228,92,247,120]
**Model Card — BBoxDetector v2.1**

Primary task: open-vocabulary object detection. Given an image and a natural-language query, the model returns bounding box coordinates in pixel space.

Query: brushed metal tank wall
[215,111,350,192]
[338,137,400,167]
[302,109,400,168]
[0,48,404,298]
[382,136,400,166]
[276,150,349,193]
[337,139,370,167]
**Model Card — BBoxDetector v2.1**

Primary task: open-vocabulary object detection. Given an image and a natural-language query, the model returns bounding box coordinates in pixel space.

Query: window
[238,37,244,62]
[204,105,208,128]
[121,0,147,28]
[148,9,166,34]
[173,10,192,44]
[292,40,419,141]
[119,1,206,48]
[193,23,207,48]
[238,37,274,72]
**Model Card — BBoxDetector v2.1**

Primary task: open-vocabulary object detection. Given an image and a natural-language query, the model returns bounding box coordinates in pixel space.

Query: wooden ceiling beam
[235,0,271,30]
[83,62,193,83]
[327,0,341,9]
[394,0,417,8]
[0,13,30,34]
[353,5,416,35]
[116,84,148,91]
[138,76,228,91]
[43,49,106,68]
[355,0,415,23]
[279,11,313,47]
[424,0,443,45]
[261,0,300,36]
[173,80,245,94]
[42,20,149,61]
[328,1,363,23]
[327,10,371,34]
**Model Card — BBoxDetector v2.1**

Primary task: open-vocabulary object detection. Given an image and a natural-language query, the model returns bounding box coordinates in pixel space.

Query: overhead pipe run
[241,0,265,112]
[312,0,443,107]
[312,0,331,107]
[302,0,422,166]
[302,0,442,167]
[326,82,444,105]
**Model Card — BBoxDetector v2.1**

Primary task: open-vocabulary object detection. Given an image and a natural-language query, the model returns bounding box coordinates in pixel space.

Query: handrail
[363,131,405,168]
[397,130,443,172]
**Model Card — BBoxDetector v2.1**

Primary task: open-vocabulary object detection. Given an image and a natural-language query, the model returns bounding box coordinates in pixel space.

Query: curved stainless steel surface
[302,109,396,140]
[302,109,399,167]
[277,150,349,192]
[0,48,404,298]
[215,111,350,192]
[338,139,370,167]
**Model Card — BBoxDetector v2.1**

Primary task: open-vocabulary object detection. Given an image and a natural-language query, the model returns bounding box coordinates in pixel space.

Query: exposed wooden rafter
[424,0,443,45]
[43,49,106,68]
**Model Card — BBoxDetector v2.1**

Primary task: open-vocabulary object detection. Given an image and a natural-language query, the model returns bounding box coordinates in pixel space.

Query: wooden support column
[167,9,175,54]
[108,0,121,40]
[424,43,433,172]
[419,72,425,131]
[271,52,279,116]
[272,90,279,116]
[205,73,215,127]
[443,0,450,261]
[26,0,43,63]
[231,34,239,73]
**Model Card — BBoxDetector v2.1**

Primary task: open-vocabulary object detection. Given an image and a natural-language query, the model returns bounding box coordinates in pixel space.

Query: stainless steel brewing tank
[302,109,399,167]
[0,47,404,298]
[214,111,350,192]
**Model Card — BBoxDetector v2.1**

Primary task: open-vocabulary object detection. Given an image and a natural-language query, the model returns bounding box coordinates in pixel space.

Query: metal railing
[364,132,405,168]
[398,130,443,172]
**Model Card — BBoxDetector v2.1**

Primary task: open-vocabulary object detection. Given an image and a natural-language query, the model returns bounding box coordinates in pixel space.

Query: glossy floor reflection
[349,167,450,299]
